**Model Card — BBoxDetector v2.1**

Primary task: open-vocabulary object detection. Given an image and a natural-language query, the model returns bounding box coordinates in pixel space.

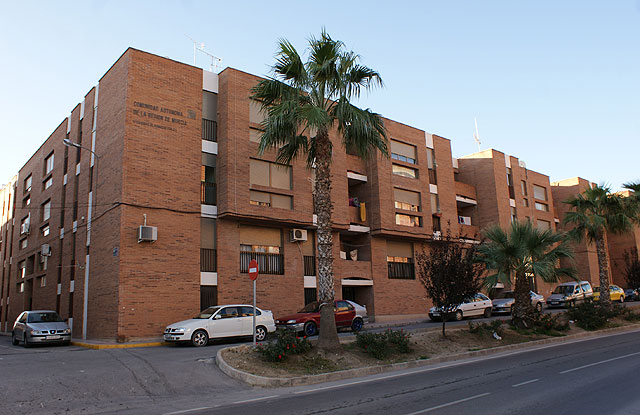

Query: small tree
[624,248,640,289]
[417,232,484,337]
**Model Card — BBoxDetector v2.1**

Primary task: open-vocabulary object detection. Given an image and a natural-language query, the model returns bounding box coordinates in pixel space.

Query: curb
[216,323,640,388]
[70,341,167,349]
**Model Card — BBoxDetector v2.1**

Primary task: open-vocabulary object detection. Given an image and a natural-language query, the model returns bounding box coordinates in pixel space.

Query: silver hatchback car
[12,310,72,347]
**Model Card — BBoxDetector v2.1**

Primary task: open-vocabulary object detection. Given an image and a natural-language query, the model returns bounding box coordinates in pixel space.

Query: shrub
[620,308,640,322]
[355,329,412,359]
[567,301,622,331]
[533,313,570,334]
[468,320,504,338]
[255,329,312,362]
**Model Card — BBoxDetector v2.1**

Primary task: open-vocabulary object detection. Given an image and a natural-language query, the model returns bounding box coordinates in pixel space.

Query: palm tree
[478,220,574,326]
[251,31,388,350]
[564,184,639,307]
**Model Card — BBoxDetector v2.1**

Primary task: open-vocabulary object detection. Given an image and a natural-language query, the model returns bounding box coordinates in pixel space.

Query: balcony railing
[202,119,217,142]
[387,261,415,279]
[240,252,284,275]
[304,256,316,276]
[201,182,217,205]
[200,248,217,272]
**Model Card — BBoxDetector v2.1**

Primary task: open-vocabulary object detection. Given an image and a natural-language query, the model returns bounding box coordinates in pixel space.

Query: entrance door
[342,286,356,302]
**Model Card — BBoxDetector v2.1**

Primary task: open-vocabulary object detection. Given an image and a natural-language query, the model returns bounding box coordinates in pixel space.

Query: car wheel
[351,317,364,332]
[536,302,543,312]
[23,334,30,348]
[303,321,317,336]
[11,332,18,346]
[190,330,209,347]
[454,310,464,321]
[255,326,267,342]
[619,296,624,303]
[483,308,492,318]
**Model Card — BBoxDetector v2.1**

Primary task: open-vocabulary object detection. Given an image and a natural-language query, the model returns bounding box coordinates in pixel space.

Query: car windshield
[27,312,63,323]
[496,291,514,299]
[553,286,574,295]
[298,301,321,313]
[194,306,221,319]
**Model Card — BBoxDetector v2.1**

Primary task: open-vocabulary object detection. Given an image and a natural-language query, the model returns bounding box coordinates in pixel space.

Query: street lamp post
[63,138,100,340]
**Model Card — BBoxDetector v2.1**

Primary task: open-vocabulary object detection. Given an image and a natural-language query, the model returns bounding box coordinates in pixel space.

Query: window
[45,153,54,175]
[430,193,440,214]
[537,219,551,230]
[43,177,52,190]
[249,128,262,143]
[18,261,26,279]
[239,225,284,274]
[40,276,46,288]
[521,180,528,196]
[507,168,515,199]
[250,190,292,209]
[522,198,529,207]
[533,185,547,201]
[394,188,420,212]
[249,159,292,190]
[42,200,51,222]
[201,153,217,205]
[249,100,266,124]
[427,148,437,184]
[535,202,549,212]
[23,196,30,208]
[432,215,441,232]
[510,206,517,222]
[392,164,417,179]
[41,225,50,237]
[20,239,27,249]
[19,282,24,293]
[387,240,414,279]
[24,175,32,192]
[390,140,416,164]
[395,213,421,227]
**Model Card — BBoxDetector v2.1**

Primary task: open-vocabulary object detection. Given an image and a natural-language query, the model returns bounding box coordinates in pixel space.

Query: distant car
[163,305,276,347]
[429,293,492,321]
[624,288,639,302]
[492,291,546,314]
[275,300,368,336]
[547,281,593,308]
[12,310,72,347]
[593,285,625,303]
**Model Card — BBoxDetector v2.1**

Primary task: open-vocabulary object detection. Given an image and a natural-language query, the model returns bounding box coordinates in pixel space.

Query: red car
[275,300,367,336]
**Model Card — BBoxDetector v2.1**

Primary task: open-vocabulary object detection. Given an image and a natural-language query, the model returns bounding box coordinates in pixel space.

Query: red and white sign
[248,259,259,281]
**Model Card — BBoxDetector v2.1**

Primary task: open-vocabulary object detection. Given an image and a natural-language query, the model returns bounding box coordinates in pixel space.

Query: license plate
[550,302,558,305]
[46,335,61,340]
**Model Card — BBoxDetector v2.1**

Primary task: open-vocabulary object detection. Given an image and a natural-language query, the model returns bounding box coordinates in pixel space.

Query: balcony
[304,256,316,276]
[202,119,217,142]
[200,248,217,272]
[240,252,284,275]
[387,261,415,280]
[349,204,367,226]
[455,181,477,206]
[201,182,217,205]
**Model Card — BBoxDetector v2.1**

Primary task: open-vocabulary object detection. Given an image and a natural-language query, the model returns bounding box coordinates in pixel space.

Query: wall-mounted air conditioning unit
[41,244,51,257]
[137,226,158,243]
[20,221,30,235]
[433,231,442,240]
[290,229,308,242]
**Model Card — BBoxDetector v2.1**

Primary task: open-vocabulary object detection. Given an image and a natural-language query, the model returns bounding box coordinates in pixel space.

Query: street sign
[249,259,259,281]
[249,259,259,345]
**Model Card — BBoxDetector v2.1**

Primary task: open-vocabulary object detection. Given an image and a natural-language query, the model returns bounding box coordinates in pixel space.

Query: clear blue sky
[1,1,638,190]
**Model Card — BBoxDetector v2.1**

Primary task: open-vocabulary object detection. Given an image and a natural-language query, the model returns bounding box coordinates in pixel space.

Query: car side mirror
[214,315,221,320]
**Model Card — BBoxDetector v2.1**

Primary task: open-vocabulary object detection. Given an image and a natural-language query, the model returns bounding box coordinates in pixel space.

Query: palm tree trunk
[512,271,535,328]
[595,233,611,308]
[314,130,341,351]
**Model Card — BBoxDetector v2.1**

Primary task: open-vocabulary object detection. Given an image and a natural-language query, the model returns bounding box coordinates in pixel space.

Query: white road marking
[405,392,491,414]
[512,378,539,387]
[559,351,640,374]
[163,407,212,415]
[232,395,280,404]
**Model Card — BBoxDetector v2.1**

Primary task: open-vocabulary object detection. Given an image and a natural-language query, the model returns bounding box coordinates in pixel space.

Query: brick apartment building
[0,48,636,340]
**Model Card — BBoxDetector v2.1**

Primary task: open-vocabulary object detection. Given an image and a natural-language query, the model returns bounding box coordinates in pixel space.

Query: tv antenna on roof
[185,35,223,72]
[473,117,482,152]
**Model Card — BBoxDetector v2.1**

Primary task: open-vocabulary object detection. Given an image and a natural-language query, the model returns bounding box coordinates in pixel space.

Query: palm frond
[332,98,388,158]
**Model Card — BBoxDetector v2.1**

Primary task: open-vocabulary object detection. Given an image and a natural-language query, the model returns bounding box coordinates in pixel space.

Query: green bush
[254,329,312,362]
[533,313,570,334]
[468,320,504,337]
[567,301,622,331]
[620,308,640,322]
[355,329,412,360]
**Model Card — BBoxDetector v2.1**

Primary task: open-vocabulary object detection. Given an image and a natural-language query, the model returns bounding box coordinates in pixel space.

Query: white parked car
[429,293,493,321]
[164,305,276,347]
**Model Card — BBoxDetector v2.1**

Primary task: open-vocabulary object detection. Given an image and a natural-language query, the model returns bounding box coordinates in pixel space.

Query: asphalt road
[162,328,640,415]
